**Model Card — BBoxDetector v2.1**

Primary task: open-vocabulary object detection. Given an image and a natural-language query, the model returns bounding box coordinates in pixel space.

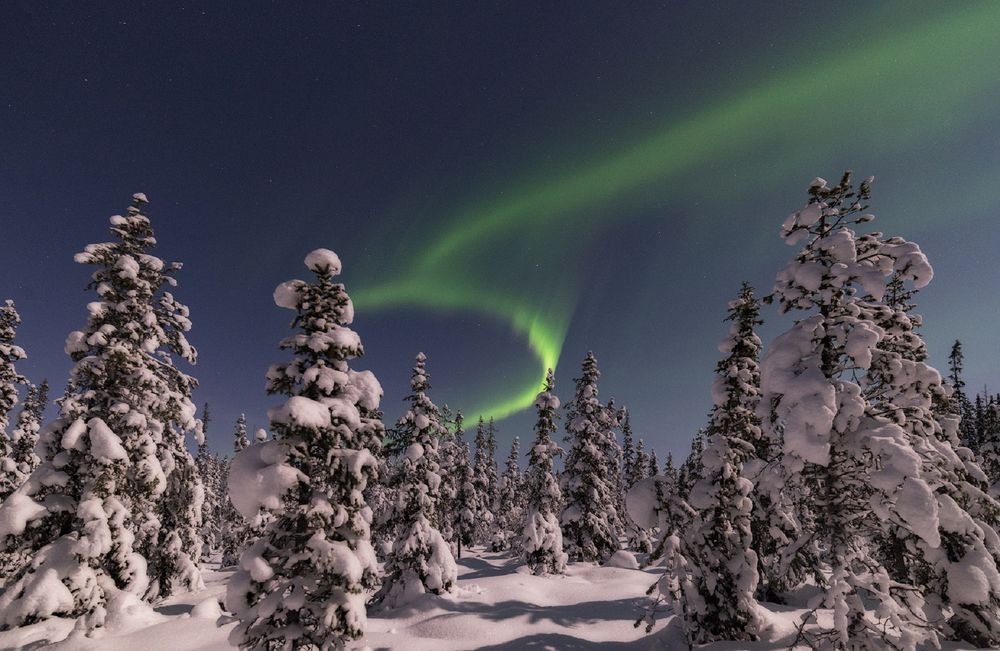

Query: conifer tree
[493,436,524,552]
[523,369,567,574]
[949,341,978,451]
[0,300,27,501]
[0,194,201,629]
[647,449,660,480]
[758,173,985,648]
[0,300,26,435]
[632,472,695,632]
[234,413,250,453]
[437,415,461,548]
[219,414,252,567]
[452,438,479,559]
[373,353,456,607]
[631,438,650,486]
[677,430,705,500]
[472,416,497,543]
[603,399,627,536]
[980,398,1000,490]
[663,452,678,488]
[5,381,48,497]
[195,403,220,554]
[560,352,619,562]
[865,277,1000,646]
[621,411,637,491]
[681,283,762,644]
[227,249,384,648]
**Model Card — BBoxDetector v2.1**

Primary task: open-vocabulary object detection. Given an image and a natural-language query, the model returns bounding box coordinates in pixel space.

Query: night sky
[3,2,999,459]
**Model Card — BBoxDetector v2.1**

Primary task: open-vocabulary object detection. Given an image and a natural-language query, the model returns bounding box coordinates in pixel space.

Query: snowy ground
[0,548,989,650]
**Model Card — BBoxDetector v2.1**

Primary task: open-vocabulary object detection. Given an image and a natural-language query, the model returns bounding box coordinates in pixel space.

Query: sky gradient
[2,2,999,459]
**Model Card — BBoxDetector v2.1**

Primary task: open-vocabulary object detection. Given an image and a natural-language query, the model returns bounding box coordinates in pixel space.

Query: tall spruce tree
[0,300,26,435]
[226,249,384,648]
[436,414,461,549]
[621,411,637,491]
[949,341,978,451]
[0,300,27,501]
[866,279,1000,645]
[523,369,567,575]
[472,417,497,544]
[631,439,650,486]
[681,283,762,644]
[980,397,1000,491]
[452,438,479,559]
[0,194,202,629]
[560,352,619,562]
[373,353,456,607]
[4,381,49,499]
[758,172,993,648]
[493,436,524,552]
[195,403,220,555]
[677,429,705,500]
[220,414,252,567]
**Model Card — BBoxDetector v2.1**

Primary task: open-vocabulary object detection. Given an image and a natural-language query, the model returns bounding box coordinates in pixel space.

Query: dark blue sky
[3,2,999,459]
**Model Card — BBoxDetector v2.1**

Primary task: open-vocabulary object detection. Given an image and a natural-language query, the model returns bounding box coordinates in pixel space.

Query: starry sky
[2,2,999,460]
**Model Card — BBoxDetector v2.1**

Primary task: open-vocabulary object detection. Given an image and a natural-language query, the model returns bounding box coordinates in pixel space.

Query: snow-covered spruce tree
[472,416,497,544]
[523,369,567,574]
[631,438,650,486]
[864,273,1000,646]
[617,409,649,553]
[759,172,979,648]
[492,436,524,552]
[0,299,28,500]
[560,352,619,562]
[220,414,253,565]
[452,438,479,559]
[0,194,202,629]
[948,341,979,452]
[226,248,384,649]
[145,418,206,600]
[234,413,250,452]
[372,353,456,608]
[621,410,637,491]
[4,381,49,499]
[980,398,1000,490]
[603,398,627,537]
[195,403,220,555]
[647,450,660,479]
[0,380,49,579]
[436,412,461,549]
[676,429,705,500]
[681,283,762,644]
[630,472,695,632]
[663,452,677,488]
[0,300,26,434]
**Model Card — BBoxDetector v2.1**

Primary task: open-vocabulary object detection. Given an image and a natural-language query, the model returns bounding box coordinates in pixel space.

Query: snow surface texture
[0,550,992,650]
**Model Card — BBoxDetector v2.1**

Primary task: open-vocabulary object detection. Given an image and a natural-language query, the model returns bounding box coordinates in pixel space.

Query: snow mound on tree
[304,248,342,275]
[228,440,304,520]
[273,280,304,309]
[0,491,48,537]
[626,475,666,530]
[269,396,331,429]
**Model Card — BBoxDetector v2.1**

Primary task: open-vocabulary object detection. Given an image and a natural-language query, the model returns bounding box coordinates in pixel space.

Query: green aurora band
[355,2,1000,421]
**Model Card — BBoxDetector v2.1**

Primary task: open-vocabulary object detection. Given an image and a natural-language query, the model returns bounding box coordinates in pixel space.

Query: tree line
[2,173,1000,650]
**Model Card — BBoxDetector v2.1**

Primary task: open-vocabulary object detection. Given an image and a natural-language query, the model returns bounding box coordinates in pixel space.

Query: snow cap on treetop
[304,248,342,276]
[132,192,149,204]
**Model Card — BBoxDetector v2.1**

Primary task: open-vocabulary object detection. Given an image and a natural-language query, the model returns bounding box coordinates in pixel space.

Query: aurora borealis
[2,2,999,455]
[353,1,1000,420]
